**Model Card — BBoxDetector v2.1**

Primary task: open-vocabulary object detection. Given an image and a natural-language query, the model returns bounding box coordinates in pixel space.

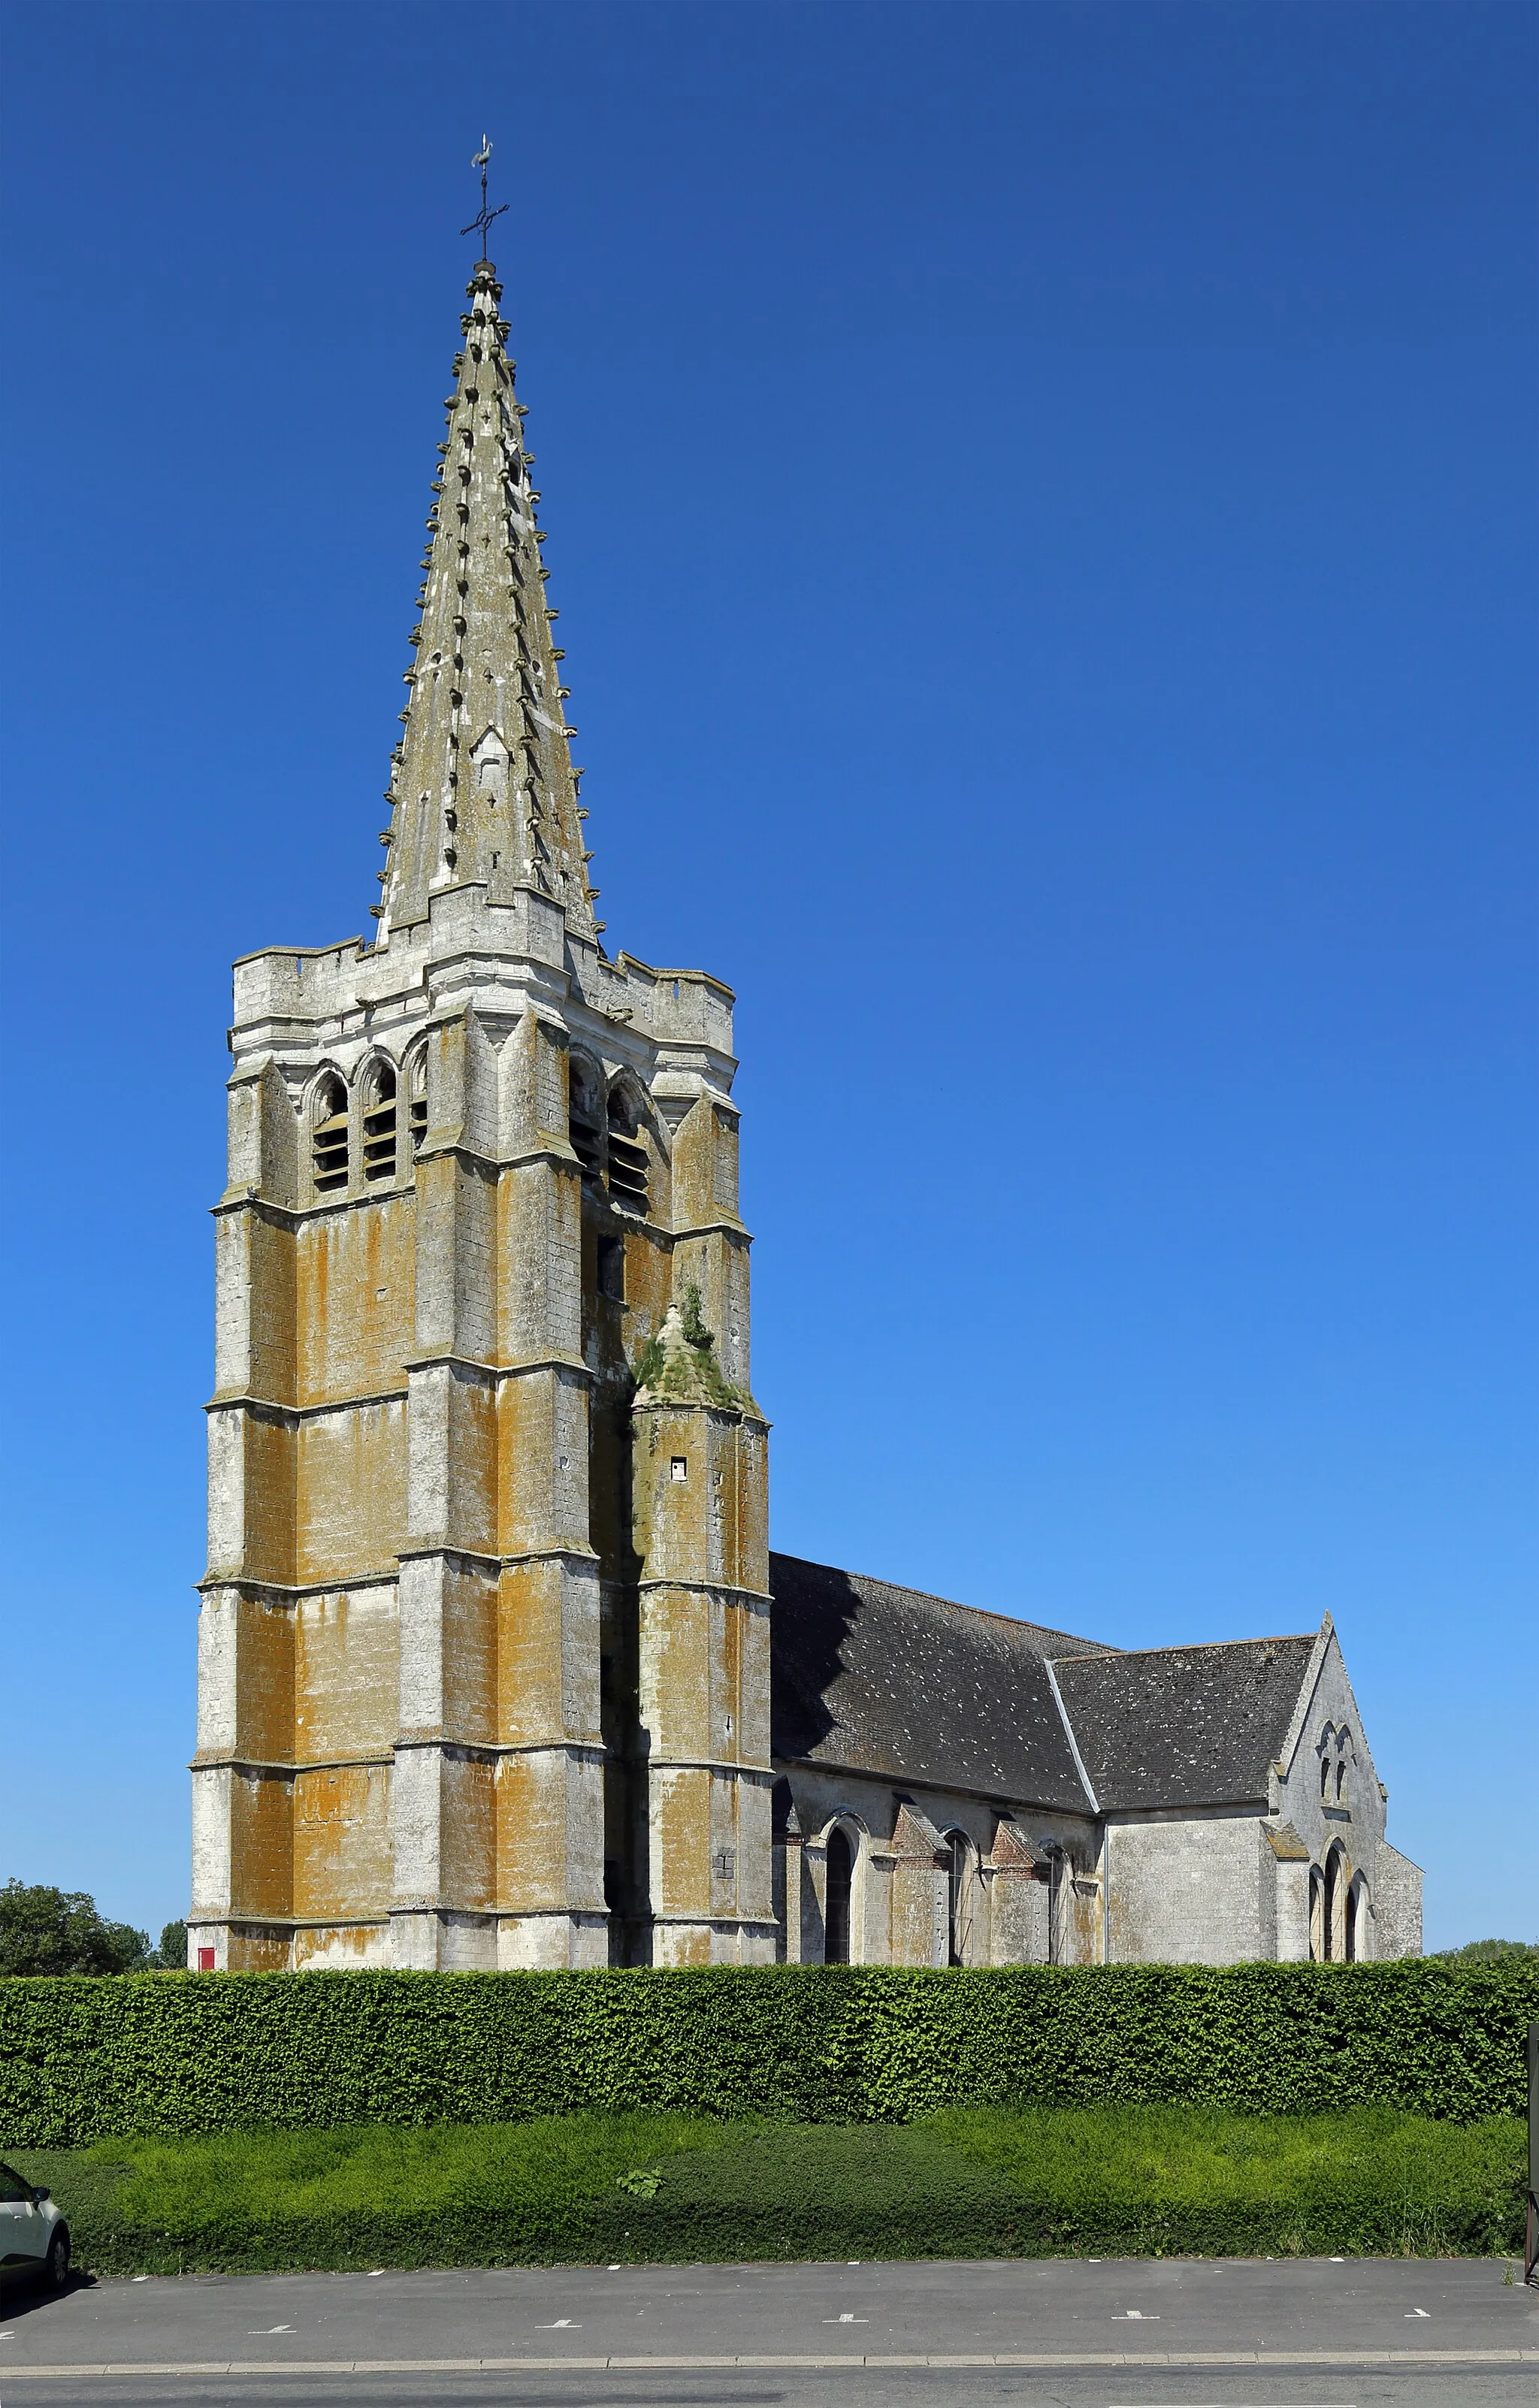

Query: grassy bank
[10,2104,1525,2277]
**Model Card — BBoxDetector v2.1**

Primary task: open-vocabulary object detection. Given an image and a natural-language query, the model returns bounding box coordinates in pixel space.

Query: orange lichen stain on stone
[648,1589,712,1761]
[721,1593,744,1758]
[242,1410,297,1585]
[441,1754,495,1908]
[295,1589,398,1762]
[295,1195,416,1409]
[656,1767,710,1914]
[447,1370,497,1554]
[234,1594,295,1763]
[229,1769,293,1919]
[496,1559,582,1743]
[1105,1888,1141,1965]
[227,1926,293,1972]
[246,1215,297,1405]
[624,1222,673,1331]
[291,1922,381,1968]
[293,1763,391,1920]
[1066,1879,1101,1965]
[497,1369,585,1554]
[494,1751,565,1911]
[442,1566,497,1746]
[295,1397,407,1585]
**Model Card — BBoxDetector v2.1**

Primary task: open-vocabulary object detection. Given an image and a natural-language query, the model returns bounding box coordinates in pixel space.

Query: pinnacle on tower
[376,259,600,945]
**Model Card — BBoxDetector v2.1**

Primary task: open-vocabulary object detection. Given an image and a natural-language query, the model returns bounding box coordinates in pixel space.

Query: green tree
[1433,1937,1539,1962]
[0,1881,151,1975]
[156,1919,189,1971]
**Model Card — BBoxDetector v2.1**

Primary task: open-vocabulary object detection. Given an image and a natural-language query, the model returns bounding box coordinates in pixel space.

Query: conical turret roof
[376,259,599,944]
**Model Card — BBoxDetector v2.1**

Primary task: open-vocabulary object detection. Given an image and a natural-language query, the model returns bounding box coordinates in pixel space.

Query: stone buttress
[189,257,768,1971]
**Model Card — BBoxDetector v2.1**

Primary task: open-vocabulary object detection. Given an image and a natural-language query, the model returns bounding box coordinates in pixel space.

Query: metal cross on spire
[461,137,509,260]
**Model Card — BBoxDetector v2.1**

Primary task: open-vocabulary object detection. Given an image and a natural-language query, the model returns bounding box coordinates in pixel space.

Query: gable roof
[1048,1634,1319,1811]
[769,1552,1111,1812]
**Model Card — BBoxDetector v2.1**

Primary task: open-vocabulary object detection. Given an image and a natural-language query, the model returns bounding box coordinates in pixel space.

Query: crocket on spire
[376,241,598,945]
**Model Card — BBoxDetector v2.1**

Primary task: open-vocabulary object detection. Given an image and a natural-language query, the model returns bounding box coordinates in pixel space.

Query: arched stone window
[824,1825,854,1965]
[606,1083,649,1216]
[770,1780,799,1964]
[1323,1842,1349,1962]
[945,1830,972,1968]
[1347,1873,1370,1964]
[1308,1864,1324,1961]
[311,1072,349,1194]
[569,1054,603,1184]
[361,1060,398,1183]
[404,1044,428,1161]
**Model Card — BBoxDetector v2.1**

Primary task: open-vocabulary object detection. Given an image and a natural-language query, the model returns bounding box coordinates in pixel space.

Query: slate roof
[769,1552,1113,1812]
[1048,1636,1318,1811]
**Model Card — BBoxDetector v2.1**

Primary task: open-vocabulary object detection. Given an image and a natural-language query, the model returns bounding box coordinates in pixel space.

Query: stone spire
[374,259,599,945]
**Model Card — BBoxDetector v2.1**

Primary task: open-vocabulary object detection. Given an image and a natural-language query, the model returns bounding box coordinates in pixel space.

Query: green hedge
[3,1959,1535,2148]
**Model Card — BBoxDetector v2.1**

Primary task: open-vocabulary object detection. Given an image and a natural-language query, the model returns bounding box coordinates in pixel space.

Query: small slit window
[362,1064,398,1183]
[312,1074,349,1192]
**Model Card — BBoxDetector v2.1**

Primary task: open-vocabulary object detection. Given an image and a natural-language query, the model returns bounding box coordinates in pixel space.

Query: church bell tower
[189,249,772,1971]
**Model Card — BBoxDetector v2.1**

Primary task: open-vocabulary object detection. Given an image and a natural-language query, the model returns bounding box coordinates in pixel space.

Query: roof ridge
[769,1550,1114,1654]
[1051,1631,1316,1665]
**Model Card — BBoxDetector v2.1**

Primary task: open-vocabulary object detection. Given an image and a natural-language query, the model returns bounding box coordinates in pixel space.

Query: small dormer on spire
[376,246,600,947]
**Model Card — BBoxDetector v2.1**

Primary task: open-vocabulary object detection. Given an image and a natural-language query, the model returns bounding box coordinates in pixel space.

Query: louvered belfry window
[312,1076,349,1193]
[362,1065,398,1183]
[606,1089,649,1215]
[407,1050,428,1159]
[570,1059,603,1185]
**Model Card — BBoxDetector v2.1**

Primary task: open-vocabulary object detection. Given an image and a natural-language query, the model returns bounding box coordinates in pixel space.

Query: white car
[0,2162,70,2289]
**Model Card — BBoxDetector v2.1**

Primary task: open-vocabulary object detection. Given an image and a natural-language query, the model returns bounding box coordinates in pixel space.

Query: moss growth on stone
[633,1286,747,1410]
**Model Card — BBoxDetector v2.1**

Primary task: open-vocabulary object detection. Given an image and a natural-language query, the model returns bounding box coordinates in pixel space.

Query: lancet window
[361,1062,398,1183]
[824,1826,854,1965]
[405,1047,428,1159]
[945,1830,972,1968]
[606,1085,649,1216]
[569,1056,603,1185]
[311,1074,349,1194]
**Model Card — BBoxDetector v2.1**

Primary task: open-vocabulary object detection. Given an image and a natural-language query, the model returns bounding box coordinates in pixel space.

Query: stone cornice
[644,1754,776,1781]
[636,1578,774,1608]
[197,1570,401,1602]
[205,1385,408,1423]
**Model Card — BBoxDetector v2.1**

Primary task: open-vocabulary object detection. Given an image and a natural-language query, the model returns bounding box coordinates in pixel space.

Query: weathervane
[461,137,509,260]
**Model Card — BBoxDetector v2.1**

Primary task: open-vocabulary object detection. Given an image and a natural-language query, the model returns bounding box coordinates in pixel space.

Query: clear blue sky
[1,2,1533,1953]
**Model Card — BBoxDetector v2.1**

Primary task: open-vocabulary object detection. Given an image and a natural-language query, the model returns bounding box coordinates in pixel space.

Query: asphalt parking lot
[2,2254,1535,2406]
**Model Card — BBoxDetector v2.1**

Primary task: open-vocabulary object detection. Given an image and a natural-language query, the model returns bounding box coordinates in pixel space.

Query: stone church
[189,253,1423,1977]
